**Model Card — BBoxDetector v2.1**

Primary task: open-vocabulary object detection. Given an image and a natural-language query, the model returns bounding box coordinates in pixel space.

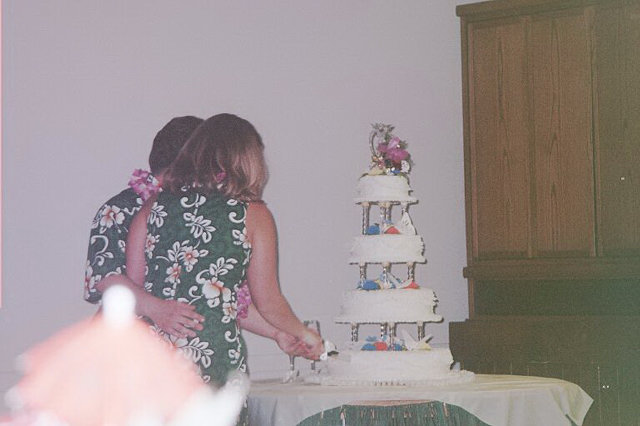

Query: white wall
[1,0,473,406]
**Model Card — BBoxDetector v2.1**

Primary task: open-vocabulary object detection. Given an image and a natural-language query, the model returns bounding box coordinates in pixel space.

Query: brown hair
[148,116,204,174]
[162,113,268,201]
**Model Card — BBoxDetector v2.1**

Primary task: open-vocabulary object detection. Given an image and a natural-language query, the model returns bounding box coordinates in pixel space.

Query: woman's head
[163,113,268,201]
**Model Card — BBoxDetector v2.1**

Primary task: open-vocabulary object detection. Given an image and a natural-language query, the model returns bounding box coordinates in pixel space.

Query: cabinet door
[594,2,640,257]
[467,18,531,260]
[529,9,596,257]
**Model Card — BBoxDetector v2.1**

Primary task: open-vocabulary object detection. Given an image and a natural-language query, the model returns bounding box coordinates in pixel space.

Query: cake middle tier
[335,288,442,324]
[349,234,426,264]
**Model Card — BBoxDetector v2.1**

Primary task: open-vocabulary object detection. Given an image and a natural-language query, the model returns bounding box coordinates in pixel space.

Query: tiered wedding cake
[322,124,472,386]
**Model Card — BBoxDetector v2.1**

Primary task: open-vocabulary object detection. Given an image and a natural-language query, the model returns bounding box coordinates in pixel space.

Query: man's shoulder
[102,188,141,208]
[90,188,142,226]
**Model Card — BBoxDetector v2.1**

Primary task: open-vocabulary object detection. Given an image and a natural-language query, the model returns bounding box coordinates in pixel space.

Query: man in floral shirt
[84,116,204,305]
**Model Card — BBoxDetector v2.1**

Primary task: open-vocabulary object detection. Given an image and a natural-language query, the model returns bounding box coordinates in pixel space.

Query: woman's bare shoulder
[246,201,277,239]
[247,201,274,222]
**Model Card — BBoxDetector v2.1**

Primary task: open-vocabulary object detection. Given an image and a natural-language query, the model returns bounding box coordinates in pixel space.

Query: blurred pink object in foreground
[4,285,248,426]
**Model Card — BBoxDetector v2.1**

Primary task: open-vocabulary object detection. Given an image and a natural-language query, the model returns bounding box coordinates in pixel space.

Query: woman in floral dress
[125,113,323,423]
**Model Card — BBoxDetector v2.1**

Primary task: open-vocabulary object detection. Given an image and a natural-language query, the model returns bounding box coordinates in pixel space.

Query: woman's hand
[274,331,310,357]
[145,297,205,338]
[300,328,324,360]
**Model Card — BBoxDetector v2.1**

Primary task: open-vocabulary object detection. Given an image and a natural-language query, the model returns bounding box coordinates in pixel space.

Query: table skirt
[298,400,490,426]
[248,375,592,426]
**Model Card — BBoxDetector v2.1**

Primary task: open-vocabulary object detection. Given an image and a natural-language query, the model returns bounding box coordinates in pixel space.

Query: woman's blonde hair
[163,113,268,201]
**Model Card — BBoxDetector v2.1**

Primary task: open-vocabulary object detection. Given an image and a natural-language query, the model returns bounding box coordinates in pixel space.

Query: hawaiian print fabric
[144,187,251,388]
[84,188,142,304]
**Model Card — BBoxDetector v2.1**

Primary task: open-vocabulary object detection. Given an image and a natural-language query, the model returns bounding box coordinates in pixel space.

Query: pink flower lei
[128,169,161,201]
[236,282,252,319]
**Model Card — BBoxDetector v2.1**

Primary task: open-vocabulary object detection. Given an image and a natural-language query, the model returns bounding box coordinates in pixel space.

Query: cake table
[247,374,593,426]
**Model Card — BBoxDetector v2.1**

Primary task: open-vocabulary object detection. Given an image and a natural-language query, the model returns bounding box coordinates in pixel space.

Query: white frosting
[350,235,425,264]
[335,288,442,324]
[355,175,416,204]
[321,348,474,386]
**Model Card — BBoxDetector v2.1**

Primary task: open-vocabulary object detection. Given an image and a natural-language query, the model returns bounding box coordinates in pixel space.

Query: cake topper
[368,123,412,176]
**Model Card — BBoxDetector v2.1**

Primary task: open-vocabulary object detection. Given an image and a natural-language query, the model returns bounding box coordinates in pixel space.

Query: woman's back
[145,187,251,386]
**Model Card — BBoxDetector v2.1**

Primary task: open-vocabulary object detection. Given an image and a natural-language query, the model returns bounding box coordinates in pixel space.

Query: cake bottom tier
[320,348,474,386]
[334,288,443,324]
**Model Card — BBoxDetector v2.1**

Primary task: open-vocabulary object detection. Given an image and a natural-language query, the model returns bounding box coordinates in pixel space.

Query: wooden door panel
[530,11,595,257]
[594,3,640,257]
[468,19,531,260]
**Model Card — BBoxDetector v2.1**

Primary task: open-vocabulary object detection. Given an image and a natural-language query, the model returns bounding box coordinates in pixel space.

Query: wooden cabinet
[457,0,640,314]
[452,1,640,424]
[461,0,640,274]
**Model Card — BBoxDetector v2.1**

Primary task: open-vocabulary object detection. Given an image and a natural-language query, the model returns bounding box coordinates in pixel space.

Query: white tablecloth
[248,374,593,426]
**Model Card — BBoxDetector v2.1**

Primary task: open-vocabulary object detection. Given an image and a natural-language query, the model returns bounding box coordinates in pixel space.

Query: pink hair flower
[214,171,227,184]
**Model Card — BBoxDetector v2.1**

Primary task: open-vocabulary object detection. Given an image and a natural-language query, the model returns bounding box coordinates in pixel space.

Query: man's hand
[146,298,204,338]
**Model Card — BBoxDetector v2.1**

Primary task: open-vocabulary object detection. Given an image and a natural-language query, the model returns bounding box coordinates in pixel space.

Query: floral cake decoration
[362,335,406,351]
[360,331,432,352]
[367,123,412,176]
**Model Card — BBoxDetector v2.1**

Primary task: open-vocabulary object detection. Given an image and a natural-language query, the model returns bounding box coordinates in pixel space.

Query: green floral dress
[144,187,251,388]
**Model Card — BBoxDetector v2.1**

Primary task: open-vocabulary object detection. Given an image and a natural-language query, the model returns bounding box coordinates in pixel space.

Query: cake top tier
[355,175,416,204]
[365,123,412,177]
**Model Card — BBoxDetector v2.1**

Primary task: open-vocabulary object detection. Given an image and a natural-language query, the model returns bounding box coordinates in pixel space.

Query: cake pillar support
[361,203,370,235]
[407,262,415,282]
[381,263,390,289]
[380,203,391,225]
[359,264,367,284]
[351,323,359,342]
[388,322,396,347]
[417,322,425,340]
[380,323,388,340]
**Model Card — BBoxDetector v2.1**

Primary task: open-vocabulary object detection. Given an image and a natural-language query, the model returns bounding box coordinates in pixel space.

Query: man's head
[148,116,204,174]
